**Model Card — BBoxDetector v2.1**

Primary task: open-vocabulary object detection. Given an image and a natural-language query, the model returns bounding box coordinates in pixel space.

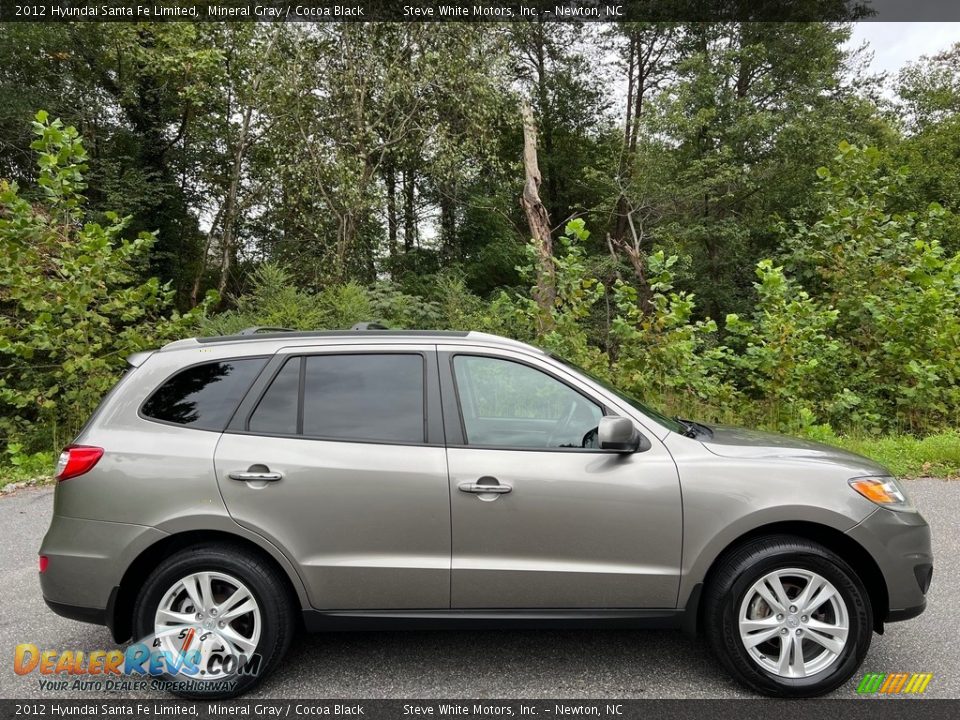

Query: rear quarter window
[141,358,267,431]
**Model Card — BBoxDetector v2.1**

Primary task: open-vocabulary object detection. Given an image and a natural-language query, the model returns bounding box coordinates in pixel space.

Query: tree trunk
[385,161,398,276]
[439,188,457,261]
[402,168,416,252]
[216,104,252,300]
[189,203,225,307]
[519,99,555,332]
[215,28,278,303]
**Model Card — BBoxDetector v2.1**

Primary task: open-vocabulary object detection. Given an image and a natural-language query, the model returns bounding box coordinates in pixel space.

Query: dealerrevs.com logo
[856,672,934,695]
[14,631,262,693]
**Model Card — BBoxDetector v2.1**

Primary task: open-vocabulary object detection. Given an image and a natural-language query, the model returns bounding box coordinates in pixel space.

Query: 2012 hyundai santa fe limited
[39,328,933,698]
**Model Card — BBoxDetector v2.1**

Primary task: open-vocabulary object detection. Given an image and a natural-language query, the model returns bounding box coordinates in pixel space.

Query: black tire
[702,535,873,697]
[132,543,295,699]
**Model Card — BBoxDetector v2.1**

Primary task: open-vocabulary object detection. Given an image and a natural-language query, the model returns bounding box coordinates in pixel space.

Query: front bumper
[845,506,933,622]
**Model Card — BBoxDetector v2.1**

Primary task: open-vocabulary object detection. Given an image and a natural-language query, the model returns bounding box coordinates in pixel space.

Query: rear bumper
[44,597,107,626]
[845,507,933,623]
[39,514,166,623]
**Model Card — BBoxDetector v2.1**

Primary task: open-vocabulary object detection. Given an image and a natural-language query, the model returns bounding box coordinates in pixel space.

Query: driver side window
[452,355,603,450]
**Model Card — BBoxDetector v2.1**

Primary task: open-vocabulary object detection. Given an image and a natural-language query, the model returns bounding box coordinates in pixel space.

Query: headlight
[848,476,915,512]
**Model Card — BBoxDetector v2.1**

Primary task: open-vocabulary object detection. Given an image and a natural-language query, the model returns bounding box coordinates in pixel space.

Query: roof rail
[237,326,296,335]
[350,322,389,330]
[195,329,471,344]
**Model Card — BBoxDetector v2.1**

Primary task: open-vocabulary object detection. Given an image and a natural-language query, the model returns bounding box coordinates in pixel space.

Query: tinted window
[302,354,424,443]
[142,359,266,430]
[248,358,300,435]
[453,355,602,449]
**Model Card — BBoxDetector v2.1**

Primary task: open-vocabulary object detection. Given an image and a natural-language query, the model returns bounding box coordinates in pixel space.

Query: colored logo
[14,629,261,693]
[856,672,933,695]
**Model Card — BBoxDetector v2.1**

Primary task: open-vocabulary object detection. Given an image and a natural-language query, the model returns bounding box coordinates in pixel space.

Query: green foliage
[5,26,960,457]
[802,430,960,480]
[0,446,54,489]
[503,220,731,412]
[725,261,841,429]
[610,250,734,413]
[201,262,486,337]
[0,114,209,451]
[726,143,960,433]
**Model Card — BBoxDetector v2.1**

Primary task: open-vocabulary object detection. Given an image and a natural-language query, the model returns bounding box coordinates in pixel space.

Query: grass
[0,450,55,491]
[824,431,960,479]
[0,432,957,492]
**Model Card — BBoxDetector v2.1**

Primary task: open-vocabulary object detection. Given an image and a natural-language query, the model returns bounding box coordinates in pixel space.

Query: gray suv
[39,329,932,698]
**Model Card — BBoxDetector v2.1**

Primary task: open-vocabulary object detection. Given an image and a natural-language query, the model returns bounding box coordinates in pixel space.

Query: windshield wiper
[675,417,713,439]
[675,418,699,438]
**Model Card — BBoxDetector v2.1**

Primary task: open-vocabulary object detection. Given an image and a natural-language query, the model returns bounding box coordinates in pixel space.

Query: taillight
[55,445,104,482]
[38,556,48,573]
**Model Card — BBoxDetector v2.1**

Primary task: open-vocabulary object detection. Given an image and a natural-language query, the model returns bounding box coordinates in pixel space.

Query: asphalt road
[1,480,958,700]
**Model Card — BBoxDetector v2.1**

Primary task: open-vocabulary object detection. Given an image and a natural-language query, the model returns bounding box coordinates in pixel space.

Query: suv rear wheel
[132,543,294,698]
[703,535,873,697]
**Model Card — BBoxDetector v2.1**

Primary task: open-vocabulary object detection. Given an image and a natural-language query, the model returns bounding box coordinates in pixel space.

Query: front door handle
[458,477,512,494]
[229,470,283,482]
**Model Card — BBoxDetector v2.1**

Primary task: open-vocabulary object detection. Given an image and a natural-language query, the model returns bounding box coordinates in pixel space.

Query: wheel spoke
[740,616,779,633]
[155,624,194,638]
[196,572,215,611]
[221,597,257,622]
[805,626,845,654]
[793,638,808,677]
[156,609,195,627]
[756,580,786,613]
[806,618,848,639]
[776,634,795,676]
[742,626,781,648]
[217,587,255,620]
[180,575,205,611]
[794,574,824,612]
[768,574,791,609]
[217,625,257,655]
[804,583,836,614]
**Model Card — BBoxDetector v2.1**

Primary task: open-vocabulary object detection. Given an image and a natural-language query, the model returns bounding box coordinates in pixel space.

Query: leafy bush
[725,261,842,430]
[0,113,209,452]
[610,250,735,416]
[731,143,960,433]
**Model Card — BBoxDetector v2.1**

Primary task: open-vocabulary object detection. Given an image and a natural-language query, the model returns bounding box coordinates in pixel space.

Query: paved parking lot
[1,480,957,699]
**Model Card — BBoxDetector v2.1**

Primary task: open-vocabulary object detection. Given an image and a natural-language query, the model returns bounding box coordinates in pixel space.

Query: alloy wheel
[738,567,849,678]
[153,570,262,680]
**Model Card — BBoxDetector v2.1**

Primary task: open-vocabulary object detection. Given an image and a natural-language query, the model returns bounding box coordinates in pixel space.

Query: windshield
[550,355,685,434]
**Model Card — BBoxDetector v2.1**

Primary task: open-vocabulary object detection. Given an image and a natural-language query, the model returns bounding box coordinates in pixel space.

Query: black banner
[2,700,960,720]
[2,0,959,24]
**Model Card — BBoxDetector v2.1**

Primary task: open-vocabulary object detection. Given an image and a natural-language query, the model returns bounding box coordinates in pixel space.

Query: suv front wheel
[703,535,873,697]
[132,543,295,698]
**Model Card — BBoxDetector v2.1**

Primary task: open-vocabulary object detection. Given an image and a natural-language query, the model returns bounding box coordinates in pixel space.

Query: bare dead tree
[519,99,555,332]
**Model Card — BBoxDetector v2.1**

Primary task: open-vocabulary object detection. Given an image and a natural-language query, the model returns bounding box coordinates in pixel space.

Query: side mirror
[598,416,646,453]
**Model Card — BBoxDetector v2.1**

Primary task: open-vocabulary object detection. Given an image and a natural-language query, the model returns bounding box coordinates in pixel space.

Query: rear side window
[248,357,300,435]
[303,354,424,443]
[246,353,425,443]
[142,359,266,431]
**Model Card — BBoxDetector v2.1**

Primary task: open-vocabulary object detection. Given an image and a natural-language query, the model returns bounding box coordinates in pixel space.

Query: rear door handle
[229,470,283,482]
[458,478,512,494]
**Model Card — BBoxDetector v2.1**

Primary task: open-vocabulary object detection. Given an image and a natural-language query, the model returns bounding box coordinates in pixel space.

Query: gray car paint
[39,330,931,631]
[438,343,682,609]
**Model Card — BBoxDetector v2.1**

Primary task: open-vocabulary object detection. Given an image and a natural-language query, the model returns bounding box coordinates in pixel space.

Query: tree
[520,99,556,330]
[0,113,206,449]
